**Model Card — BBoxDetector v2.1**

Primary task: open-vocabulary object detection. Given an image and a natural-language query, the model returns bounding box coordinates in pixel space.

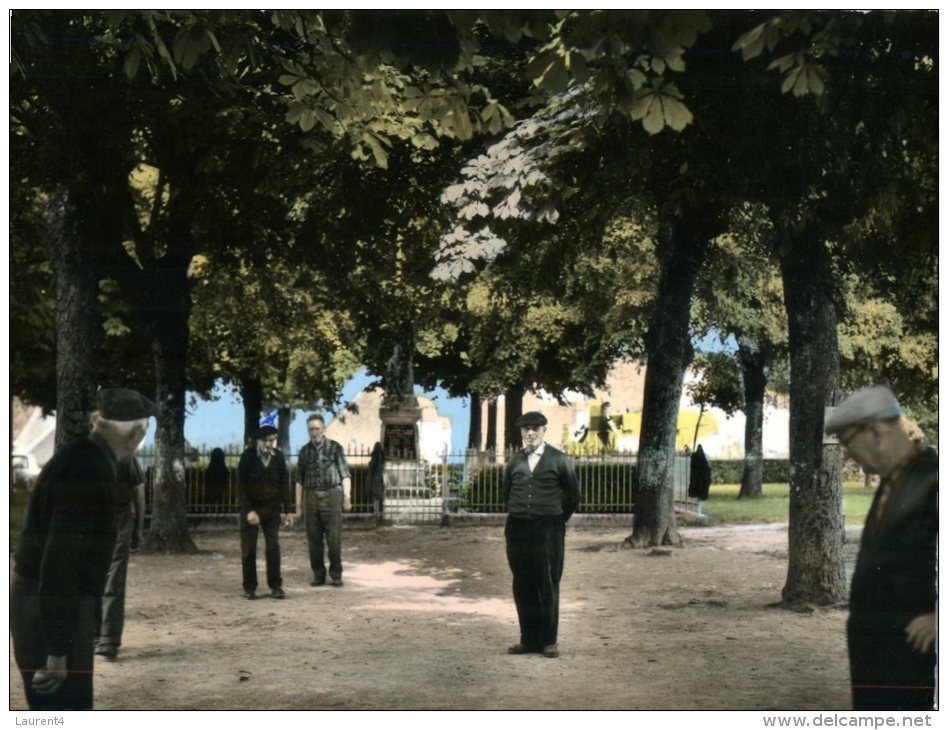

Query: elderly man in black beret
[12,387,156,710]
[236,425,290,599]
[503,410,581,658]
[825,385,937,710]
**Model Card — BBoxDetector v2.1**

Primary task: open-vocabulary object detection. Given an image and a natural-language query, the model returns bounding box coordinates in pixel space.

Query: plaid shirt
[297,438,350,490]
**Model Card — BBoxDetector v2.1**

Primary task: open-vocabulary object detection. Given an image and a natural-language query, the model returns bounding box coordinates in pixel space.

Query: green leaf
[781,67,802,94]
[662,96,693,131]
[732,23,766,60]
[627,68,647,90]
[642,96,665,135]
[124,47,141,79]
[278,74,299,86]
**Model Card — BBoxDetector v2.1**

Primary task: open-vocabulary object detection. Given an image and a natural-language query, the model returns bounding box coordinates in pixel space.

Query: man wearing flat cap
[503,410,581,658]
[236,424,290,599]
[825,385,937,710]
[12,387,156,709]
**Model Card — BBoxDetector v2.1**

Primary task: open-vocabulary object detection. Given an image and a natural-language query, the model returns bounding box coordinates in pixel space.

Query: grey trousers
[304,487,343,581]
[95,504,133,649]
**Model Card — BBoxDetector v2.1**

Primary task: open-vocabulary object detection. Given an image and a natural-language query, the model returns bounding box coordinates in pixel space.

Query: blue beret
[516,411,548,428]
[96,388,158,421]
[255,425,278,439]
[824,385,901,435]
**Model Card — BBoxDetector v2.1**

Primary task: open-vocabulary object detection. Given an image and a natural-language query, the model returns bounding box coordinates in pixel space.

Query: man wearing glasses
[825,385,937,710]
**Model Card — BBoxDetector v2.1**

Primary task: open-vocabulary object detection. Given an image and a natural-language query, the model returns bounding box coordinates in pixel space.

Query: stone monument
[379,344,430,520]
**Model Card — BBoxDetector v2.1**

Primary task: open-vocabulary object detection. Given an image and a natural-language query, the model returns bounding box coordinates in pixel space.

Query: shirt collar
[525,442,546,457]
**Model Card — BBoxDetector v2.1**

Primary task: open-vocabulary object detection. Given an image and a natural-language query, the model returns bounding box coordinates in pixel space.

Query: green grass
[700,482,876,526]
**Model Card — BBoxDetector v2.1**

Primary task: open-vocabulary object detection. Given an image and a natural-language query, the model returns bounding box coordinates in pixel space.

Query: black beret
[516,411,548,428]
[255,425,279,439]
[96,388,158,421]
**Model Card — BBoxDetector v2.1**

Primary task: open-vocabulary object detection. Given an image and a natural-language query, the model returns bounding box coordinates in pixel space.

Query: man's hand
[343,495,352,512]
[284,513,300,527]
[32,655,67,695]
[246,510,260,526]
[905,613,936,653]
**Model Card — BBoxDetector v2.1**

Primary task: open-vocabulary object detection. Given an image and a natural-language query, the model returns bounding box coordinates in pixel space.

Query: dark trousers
[240,506,282,592]
[304,487,343,581]
[848,615,936,710]
[11,575,96,710]
[505,515,566,648]
[95,504,133,649]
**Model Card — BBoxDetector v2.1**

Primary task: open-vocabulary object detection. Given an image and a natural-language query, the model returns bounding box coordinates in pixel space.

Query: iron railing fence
[136,446,695,521]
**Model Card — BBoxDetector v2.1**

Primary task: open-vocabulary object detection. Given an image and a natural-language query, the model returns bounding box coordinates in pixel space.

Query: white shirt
[526,442,546,472]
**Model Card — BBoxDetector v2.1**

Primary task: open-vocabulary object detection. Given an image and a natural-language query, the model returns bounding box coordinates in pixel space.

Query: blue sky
[144,369,471,453]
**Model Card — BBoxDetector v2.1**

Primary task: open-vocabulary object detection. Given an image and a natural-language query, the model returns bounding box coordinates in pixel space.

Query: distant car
[11,454,40,489]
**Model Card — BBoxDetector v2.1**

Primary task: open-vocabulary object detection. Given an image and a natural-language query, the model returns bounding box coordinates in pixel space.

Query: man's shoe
[271,588,286,599]
[507,643,535,655]
[243,589,257,600]
[95,645,118,661]
[310,577,326,587]
[330,578,343,587]
[541,644,559,658]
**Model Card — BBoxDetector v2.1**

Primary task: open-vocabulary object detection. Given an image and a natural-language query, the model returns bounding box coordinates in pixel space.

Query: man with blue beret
[503,410,581,659]
[12,387,156,709]
[825,385,937,710]
[236,424,290,599]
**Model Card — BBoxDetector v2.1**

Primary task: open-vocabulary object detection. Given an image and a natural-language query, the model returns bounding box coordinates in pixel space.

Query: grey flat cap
[96,388,158,421]
[824,385,901,435]
[255,425,278,439]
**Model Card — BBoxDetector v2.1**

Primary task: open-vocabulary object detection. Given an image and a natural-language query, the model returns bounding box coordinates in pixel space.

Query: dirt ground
[9,521,859,711]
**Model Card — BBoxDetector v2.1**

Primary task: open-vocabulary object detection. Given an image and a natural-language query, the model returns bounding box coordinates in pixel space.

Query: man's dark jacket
[13,434,118,656]
[848,445,937,709]
[236,447,289,513]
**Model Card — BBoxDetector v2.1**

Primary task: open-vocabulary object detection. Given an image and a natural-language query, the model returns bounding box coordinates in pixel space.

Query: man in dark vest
[503,410,581,659]
[12,388,156,710]
[236,425,290,599]
[825,385,937,710]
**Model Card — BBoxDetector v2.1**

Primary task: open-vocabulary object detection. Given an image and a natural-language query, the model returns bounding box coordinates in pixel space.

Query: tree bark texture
[241,376,264,449]
[779,231,845,605]
[503,383,525,451]
[626,205,720,548]
[46,188,103,448]
[277,406,293,454]
[737,339,768,499]
[467,393,482,450]
[140,200,197,554]
[486,399,498,453]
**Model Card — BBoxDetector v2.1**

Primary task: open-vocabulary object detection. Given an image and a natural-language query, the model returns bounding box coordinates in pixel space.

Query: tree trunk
[146,316,197,553]
[625,204,720,548]
[140,196,197,554]
[277,405,293,454]
[241,376,264,449]
[779,229,845,605]
[503,383,525,451]
[737,339,768,499]
[486,398,498,453]
[467,393,482,450]
[46,188,103,448]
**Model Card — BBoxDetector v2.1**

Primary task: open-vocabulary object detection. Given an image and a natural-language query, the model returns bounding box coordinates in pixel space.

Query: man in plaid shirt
[293,414,352,587]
